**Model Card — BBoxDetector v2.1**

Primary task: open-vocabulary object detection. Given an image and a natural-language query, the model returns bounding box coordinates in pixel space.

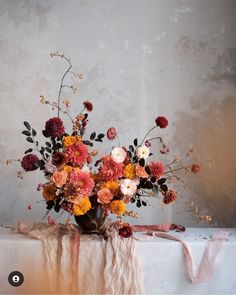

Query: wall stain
[173,96,236,227]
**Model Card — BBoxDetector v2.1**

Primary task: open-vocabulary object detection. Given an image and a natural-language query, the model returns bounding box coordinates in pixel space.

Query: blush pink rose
[97,188,113,204]
[51,170,67,188]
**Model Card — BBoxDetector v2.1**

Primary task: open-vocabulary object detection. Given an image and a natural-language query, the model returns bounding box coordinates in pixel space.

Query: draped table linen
[0,227,235,294]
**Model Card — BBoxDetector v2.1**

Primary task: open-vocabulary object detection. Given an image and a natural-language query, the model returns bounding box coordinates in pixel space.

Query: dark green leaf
[55,143,63,149]
[36,160,45,169]
[22,130,31,136]
[46,142,51,147]
[95,138,102,143]
[139,158,145,167]
[136,200,141,208]
[98,133,105,139]
[150,176,157,183]
[32,129,37,136]
[146,181,153,189]
[26,137,34,143]
[160,184,168,192]
[145,166,151,175]
[90,132,96,140]
[83,140,93,147]
[158,178,166,185]
[35,141,39,146]
[42,130,50,137]
[133,138,138,146]
[45,147,52,153]
[24,121,31,131]
[24,148,33,154]
[45,153,49,159]
[142,201,147,206]
[127,151,132,158]
[129,145,134,152]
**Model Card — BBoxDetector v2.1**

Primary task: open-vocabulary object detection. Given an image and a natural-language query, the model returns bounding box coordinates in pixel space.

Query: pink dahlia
[100,157,124,181]
[69,170,94,196]
[45,117,65,138]
[149,161,165,179]
[66,141,88,166]
[107,127,117,141]
[21,154,39,171]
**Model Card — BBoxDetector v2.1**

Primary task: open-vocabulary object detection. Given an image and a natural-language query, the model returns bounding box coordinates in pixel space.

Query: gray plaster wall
[0,0,235,227]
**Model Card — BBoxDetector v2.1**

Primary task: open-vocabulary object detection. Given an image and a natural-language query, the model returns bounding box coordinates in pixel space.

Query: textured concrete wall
[0,0,235,226]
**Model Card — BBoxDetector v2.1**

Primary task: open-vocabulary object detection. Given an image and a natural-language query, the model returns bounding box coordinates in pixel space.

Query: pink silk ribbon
[132,224,229,283]
[12,221,229,284]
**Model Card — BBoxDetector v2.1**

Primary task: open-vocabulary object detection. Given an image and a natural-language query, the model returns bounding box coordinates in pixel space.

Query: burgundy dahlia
[21,154,39,171]
[118,224,133,238]
[45,117,65,138]
[52,152,68,168]
[83,100,93,112]
[155,116,168,128]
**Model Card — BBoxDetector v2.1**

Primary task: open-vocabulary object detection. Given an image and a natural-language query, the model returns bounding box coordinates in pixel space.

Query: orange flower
[63,136,81,148]
[110,200,126,216]
[124,163,136,179]
[101,181,119,195]
[97,188,113,204]
[136,165,149,178]
[42,183,57,201]
[72,197,91,216]
[51,170,67,188]
[63,165,80,175]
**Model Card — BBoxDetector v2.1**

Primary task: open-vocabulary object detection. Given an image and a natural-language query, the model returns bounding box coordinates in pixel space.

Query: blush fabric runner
[10,221,229,294]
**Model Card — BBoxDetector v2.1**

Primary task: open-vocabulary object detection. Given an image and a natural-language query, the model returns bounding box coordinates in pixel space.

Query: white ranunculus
[136,145,150,159]
[111,147,127,163]
[120,179,137,196]
[81,164,90,173]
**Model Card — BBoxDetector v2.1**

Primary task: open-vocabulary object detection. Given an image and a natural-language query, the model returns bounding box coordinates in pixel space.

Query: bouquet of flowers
[11,53,202,237]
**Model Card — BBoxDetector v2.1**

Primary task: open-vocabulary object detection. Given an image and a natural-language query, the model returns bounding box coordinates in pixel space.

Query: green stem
[140,126,157,146]
[57,56,72,118]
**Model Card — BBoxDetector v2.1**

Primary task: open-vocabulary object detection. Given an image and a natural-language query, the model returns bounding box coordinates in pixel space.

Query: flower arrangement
[9,53,205,237]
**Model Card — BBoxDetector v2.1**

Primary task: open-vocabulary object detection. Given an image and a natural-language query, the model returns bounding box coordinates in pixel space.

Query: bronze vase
[74,205,107,233]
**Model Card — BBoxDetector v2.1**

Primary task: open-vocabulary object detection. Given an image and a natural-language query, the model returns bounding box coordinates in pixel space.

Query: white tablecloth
[0,227,235,294]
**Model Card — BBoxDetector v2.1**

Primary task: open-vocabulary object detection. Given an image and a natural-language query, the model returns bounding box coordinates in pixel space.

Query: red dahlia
[191,163,200,174]
[118,224,133,238]
[21,154,39,171]
[155,116,168,128]
[45,117,65,138]
[163,190,177,205]
[83,101,93,112]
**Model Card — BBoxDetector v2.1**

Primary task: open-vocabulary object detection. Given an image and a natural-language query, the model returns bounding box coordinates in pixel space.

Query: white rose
[136,145,150,159]
[111,147,127,163]
[120,179,137,196]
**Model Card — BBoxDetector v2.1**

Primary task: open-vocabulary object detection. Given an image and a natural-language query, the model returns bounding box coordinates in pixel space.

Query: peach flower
[51,170,67,188]
[136,165,149,178]
[97,188,113,204]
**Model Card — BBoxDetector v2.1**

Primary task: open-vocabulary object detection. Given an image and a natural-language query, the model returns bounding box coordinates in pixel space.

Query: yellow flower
[72,197,91,216]
[110,200,126,216]
[63,136,81,148]
[63,165,80,174]
[42,183,57,201]
[124,163,136,179]
[101,181,119,195]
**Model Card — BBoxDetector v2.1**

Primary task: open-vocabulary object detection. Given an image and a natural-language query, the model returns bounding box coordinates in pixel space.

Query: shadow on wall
[173,95,236,227]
